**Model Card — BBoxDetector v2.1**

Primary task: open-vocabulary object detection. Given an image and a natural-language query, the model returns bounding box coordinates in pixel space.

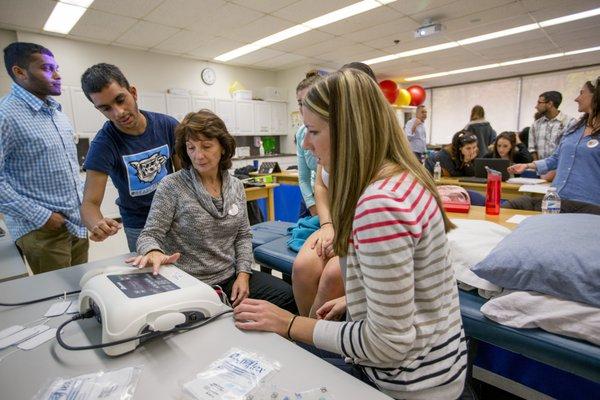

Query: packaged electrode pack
[33,366,142,400]
[183,348,280,400]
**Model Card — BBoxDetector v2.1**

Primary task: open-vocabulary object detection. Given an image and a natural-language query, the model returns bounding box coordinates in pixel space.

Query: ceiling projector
[415,23,443,38]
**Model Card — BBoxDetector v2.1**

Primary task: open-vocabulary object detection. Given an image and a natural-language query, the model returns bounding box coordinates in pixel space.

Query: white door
[215,99,236,133]
[254,101,271,134]
[235,100,254,136]
[270,102,287,135]
[192,97,214,112]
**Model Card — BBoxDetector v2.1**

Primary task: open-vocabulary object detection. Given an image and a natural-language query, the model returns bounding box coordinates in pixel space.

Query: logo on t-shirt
[123,144,170,197]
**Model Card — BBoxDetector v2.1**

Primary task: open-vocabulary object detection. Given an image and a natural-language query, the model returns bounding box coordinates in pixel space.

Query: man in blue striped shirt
[0,42,88,273]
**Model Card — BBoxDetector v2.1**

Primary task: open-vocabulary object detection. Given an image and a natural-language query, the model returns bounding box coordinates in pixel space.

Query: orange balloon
[395,88,412,107]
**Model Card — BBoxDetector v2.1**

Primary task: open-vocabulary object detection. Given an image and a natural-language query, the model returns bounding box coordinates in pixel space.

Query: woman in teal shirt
[296,71,322,218]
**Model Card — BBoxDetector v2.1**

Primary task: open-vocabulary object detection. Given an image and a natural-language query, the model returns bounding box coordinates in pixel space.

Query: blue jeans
[298,198,312,219]
[124,226,143,253]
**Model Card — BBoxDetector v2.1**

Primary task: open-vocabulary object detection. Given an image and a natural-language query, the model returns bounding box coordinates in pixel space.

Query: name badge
[587,139,598,149]
[228,204,239,216]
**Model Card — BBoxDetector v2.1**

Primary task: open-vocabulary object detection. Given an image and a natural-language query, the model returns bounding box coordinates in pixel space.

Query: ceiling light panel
[404,45,600,81]
[365,7,600,65]
[43,1,88,34]
[215,0,397,62]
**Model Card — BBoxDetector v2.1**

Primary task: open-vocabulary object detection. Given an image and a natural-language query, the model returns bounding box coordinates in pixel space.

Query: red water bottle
[485,168,502,215]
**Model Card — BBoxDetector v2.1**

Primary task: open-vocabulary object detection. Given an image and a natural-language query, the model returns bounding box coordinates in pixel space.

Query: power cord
[56,308,234,351]
[0,290,81,306]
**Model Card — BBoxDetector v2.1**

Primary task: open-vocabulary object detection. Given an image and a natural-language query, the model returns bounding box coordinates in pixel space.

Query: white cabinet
[56,86,75,124]
[70,88,106,135]
[254,102,271,134]
[270,102,287,135]
[192,96,214,112]
[235,100,254,136]
[166,94,192,121]
[139,92,167,114]
[215,99,235,133]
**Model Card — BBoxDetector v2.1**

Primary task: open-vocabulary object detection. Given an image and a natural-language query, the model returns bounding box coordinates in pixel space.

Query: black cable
[56,308,234,351]
[0,290,81,306]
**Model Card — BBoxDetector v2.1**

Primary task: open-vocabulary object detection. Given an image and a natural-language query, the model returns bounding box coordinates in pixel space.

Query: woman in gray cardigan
[128,110,295,312]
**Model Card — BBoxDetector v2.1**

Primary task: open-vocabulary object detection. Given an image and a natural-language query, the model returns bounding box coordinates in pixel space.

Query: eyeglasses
[536,100,549,104]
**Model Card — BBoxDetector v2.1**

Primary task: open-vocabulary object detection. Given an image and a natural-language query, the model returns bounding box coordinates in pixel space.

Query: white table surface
[0,254,391,400]
[0,219,28,282]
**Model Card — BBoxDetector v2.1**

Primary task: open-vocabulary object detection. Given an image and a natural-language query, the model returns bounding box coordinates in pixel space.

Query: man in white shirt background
[404,105,428,161]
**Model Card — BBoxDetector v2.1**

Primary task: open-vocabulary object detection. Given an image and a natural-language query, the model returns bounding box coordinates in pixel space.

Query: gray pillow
[471,214,600,307]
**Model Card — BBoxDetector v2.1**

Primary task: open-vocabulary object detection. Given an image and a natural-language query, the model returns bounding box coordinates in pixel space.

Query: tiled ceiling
[0,0,599,87]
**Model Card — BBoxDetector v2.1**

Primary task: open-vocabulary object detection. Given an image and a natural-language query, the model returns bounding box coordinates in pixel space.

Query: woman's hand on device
[125,251,181,275]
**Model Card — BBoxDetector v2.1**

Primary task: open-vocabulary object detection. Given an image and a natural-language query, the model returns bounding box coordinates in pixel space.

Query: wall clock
[201,67,216,85]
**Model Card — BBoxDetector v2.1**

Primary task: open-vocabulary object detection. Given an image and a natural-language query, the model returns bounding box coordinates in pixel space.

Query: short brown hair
[175,109,236,170]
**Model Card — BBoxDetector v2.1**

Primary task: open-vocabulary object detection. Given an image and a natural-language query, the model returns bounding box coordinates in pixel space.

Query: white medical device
[78,265,229,356]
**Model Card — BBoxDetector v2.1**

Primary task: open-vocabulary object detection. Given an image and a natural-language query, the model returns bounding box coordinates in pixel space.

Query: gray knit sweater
[136,167,253,285]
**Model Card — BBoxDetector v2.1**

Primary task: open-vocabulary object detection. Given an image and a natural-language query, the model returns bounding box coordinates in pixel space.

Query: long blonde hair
[304,69,455,256]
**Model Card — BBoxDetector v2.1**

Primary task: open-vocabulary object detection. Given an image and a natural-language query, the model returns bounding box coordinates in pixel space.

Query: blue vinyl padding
[460,290,600,383]
[251,221,294,248]
[474,342,599,399]
[253,236,296,276]
[251,222,600,384]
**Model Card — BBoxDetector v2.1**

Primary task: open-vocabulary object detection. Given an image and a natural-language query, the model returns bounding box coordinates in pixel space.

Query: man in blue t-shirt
[80,63,179,251]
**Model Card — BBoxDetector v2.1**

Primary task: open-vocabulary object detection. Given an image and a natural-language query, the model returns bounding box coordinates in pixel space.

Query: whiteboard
[518,65,600,130]
[430,78,520,145]
[70,87,107,135]
[139,92,167,114]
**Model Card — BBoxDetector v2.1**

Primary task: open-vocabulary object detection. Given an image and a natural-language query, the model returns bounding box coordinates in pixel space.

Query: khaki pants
[16,225,89,274]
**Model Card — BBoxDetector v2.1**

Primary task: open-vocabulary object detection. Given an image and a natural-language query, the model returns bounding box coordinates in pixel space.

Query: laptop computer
[458,158,511,183]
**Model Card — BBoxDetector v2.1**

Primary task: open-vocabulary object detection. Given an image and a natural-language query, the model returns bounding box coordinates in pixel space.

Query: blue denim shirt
[535,123,600,205]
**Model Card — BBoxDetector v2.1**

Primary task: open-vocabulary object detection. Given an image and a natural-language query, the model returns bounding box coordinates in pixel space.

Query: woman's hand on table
[230,272,251,307]
[233,298,293,337]
[125,250,181,275]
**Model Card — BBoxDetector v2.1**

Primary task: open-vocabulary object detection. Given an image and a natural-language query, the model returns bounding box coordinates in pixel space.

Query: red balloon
[379,80,399,104]
[407,85,426,106]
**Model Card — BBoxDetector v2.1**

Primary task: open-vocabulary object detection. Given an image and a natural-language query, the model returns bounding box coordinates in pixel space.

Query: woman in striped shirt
[234,69,467,399]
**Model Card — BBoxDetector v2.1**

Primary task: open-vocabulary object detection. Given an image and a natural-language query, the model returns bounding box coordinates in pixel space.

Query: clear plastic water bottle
[542,187,561,214]
[433,161,442,182]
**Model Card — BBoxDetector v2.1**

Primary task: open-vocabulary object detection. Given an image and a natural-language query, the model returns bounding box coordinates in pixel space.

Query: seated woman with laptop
[483,131,532,164]
[426,130,479,177]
